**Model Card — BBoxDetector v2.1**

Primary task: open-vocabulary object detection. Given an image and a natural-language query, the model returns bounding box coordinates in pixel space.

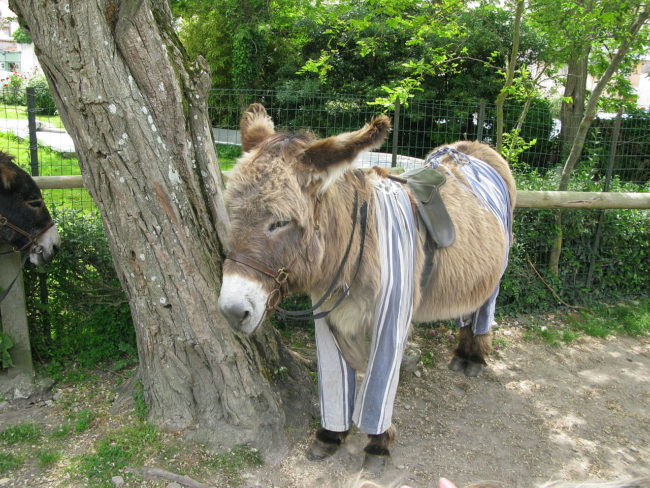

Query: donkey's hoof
[448,355,467,373]
[464,361,485,377]
[362,453,391,477]
[306,438,340,461]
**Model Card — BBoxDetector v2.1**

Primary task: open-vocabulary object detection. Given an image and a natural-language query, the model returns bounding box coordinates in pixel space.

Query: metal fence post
[477,100,486,142]
[586,108,624,288]
[27,87,39,176]
[391,98,401,168]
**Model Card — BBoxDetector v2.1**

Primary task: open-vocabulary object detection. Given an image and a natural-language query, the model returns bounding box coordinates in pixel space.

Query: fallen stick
[137,467,217,488]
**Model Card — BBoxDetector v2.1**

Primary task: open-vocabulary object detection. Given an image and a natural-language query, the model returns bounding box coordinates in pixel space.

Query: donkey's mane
[255,131,314,159]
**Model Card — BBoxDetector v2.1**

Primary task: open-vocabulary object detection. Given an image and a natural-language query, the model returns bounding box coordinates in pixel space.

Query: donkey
[218,104,516,469]
[0,151,60,266]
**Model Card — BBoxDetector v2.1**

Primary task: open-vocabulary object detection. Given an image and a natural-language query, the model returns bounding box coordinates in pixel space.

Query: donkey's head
[218,103,390,334]
[0,153,60,265]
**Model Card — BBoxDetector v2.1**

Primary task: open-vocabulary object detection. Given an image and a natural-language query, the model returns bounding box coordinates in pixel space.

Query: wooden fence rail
[35,175,650,209]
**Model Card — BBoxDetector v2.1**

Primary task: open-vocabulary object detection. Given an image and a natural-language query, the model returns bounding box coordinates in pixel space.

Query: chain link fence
[2,85,649,314]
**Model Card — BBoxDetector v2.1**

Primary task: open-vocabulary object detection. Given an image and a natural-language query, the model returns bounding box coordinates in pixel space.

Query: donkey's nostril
[219,301,252,330]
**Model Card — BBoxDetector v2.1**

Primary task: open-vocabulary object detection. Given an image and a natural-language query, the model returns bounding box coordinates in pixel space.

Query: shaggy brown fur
[221,104,516,460]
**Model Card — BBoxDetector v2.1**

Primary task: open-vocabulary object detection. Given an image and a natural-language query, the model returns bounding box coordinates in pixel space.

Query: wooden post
[391,98,401,168]
[0,245,34,398]
[586,109,624,288]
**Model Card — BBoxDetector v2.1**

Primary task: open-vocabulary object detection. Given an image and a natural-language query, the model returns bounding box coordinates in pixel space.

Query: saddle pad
[399,166,456,248]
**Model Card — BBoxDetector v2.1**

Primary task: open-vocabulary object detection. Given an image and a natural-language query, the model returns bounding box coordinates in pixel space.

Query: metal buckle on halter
[0,216,7,226]
[274,267,289,285]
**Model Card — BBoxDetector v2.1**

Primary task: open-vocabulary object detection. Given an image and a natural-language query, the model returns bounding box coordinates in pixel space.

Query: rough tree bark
[548,6,649,276]
[10,0,314,457]
[558,46,590,158]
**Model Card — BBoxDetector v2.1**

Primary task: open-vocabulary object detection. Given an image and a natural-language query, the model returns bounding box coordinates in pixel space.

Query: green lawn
[0,107,240,216]
[0,103,64,127]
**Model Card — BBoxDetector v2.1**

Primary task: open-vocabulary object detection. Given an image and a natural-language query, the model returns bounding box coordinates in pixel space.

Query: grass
[0,423,43,444]
[206,446,263,483]
[216,143,242,171]
[37,449,61,469]
[523,298,650,346]
[0,103,63,126]
[567,299,650,337]
[74,422,160,488]
[0,452,23,473]
[74,408,97,434]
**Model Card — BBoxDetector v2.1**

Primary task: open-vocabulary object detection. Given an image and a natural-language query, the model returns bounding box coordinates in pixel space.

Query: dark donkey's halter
[0,209,54,303]
[226,191,369,322]
[0,208,54,255]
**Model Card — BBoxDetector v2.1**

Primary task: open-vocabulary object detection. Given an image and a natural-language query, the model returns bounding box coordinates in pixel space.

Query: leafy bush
[23,210,136,370]
[498,166,650,313]
[0,73,26,105]
[12,27,32,44]
[27,76,57,116]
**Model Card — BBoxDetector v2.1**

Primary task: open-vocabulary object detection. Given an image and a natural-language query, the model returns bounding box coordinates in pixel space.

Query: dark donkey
[217,104,515,470]
[0,152,60,267]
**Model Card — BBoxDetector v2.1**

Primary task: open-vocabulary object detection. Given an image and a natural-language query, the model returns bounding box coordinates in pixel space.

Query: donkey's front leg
[449,325,491,377]
[362,425,396,474]
[306,427,350,461]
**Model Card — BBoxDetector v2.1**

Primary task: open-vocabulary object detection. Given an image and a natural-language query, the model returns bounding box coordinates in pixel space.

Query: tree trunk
[549,6,649,276]
[559,46,590,158]
[10,0,314,457]
[495,0,524,154]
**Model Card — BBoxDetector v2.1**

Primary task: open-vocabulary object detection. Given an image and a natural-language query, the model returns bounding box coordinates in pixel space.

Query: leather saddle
[392,167,455,248]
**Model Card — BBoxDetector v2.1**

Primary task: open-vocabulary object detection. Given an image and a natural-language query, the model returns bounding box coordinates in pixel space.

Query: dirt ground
[253,325,650,488]
[1,322,649,488]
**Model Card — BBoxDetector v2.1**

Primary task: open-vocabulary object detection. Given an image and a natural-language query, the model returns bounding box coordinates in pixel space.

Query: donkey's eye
[26,199,44,208]
[269,220,291,232]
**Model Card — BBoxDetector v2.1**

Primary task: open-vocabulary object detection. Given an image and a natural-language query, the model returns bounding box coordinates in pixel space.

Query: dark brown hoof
[448,355,467,372]
[361,452,391,477]
[306,438,340,461]
[465,361,485,377]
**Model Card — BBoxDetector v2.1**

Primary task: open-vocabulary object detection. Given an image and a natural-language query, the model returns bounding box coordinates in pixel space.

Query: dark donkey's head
[218,103,390,335]
[0,152,60,265]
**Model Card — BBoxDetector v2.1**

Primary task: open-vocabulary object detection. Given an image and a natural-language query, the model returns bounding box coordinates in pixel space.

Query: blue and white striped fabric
[426,147,512,335]
[315,178,416,435]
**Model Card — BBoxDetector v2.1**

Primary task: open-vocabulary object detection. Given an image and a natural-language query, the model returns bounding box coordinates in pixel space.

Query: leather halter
[0,211,54,255]
[226,191,369,322]
[0,211,53,303]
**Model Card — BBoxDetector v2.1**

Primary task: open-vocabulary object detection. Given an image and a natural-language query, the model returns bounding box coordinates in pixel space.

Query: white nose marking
[218,273,269,335]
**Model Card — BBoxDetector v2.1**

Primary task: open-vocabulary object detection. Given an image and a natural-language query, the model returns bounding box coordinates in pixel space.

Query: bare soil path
[1,325,648,488]
[254,327,650,488]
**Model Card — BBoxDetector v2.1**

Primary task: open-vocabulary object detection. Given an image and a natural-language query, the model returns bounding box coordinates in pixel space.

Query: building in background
[0,0,41,76]
[630,56,650,109]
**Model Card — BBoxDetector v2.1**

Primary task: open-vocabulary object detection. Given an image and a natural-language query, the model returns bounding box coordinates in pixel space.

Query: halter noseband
[0,211,54,303]
[225,191,369,322]
[0,212,55,255]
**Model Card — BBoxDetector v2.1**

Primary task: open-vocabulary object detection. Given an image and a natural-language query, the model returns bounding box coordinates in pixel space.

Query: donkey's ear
[0,164,16,190]
[240,103,275,152]
[301,115,391,190]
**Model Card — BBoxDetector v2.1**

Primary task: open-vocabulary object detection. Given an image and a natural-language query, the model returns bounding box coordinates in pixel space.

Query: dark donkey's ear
[300,115,391,191]
[240,103,276,152]
[0,164,16,190]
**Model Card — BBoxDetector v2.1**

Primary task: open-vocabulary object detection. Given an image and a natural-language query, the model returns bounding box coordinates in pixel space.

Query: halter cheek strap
[0,215,54,255]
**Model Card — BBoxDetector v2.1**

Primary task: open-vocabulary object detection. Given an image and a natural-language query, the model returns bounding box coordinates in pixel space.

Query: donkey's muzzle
[219,300,251,330]
[217,273,269,335]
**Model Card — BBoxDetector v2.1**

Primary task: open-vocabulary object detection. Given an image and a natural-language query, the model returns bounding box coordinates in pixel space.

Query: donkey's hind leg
[362,425,396,475]
[449,324,491,377]
[306,428,349,461]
